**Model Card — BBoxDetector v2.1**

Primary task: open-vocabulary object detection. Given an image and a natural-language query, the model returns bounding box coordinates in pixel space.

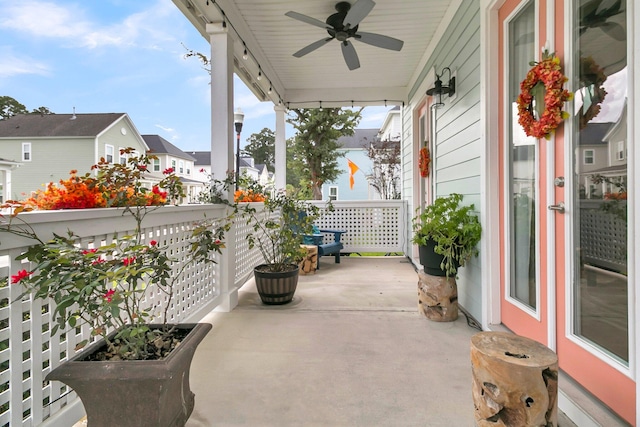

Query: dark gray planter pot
[46,323,211,427]
[418,239,459,276]
[254,264,299,304]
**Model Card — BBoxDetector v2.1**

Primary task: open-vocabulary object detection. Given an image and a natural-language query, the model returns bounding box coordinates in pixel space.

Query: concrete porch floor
[186,256,481,426]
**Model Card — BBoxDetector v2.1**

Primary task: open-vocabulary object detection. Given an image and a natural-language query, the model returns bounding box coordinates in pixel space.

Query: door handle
[548,202,565,213]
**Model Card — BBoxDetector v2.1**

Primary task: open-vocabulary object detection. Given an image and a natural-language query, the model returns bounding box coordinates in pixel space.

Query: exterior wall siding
[0,137,94,198]
[402,0,482,320]
[1,119,147,198]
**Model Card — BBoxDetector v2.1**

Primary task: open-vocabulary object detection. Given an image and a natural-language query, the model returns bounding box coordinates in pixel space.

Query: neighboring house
[321,128,379,201]
[0,158,21,204]
[0,113,148,199]
[141,135,202,203]
[188,151,272,201]
[378,106,401,142]
[576,122,614,198]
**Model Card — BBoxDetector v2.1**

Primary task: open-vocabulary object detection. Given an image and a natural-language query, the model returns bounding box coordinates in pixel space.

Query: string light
[257,69,262,80]
[268,84,273,94]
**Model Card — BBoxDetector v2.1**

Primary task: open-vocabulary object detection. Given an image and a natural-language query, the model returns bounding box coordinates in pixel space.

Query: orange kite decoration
[347,159,360,189]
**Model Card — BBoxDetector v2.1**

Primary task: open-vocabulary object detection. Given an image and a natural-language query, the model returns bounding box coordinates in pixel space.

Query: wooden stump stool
[417,270,458,321]
[471,331,559,427]
[299,245,318,275]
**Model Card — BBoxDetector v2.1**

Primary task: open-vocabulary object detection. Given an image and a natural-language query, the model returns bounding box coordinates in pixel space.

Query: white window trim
[22,142,32,162]
[329,186,338,201]
[615,141,625,160]
[583,149,594,165]
[153,158,161,172]
[105,144,114,163]
[119,147,127,165]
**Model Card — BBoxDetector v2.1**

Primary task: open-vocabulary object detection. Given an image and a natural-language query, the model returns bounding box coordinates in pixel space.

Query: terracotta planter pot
[418,239,459,276]
[254,264,300,304]
[46,323,211,427]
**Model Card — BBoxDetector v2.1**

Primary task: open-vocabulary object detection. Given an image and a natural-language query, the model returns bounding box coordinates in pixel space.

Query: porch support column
[274,105,286,190]
[207,22,238,312]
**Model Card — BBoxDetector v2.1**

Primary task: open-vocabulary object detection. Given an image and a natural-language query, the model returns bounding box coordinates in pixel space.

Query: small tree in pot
[241,186,321,304]
[412,193,482,277]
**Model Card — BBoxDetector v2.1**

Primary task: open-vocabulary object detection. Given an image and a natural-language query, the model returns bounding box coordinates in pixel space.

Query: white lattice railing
[310,200,407,253]
[0,204,229,427]
[0,200,408,427]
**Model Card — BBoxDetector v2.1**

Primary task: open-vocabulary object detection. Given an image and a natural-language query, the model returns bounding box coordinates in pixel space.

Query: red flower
[92,258,105,265]
[123,257,136,266]
[82,249,98,255]
[163,168,174,175]
[137,165,147,171]
[152,186,161,194]
[149,240,158,246]
[11,269,32,284]
[104,289,115,302]
[199,168,205,173]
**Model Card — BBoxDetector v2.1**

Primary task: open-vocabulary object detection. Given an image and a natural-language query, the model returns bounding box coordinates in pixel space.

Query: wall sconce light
[426,67,455,108]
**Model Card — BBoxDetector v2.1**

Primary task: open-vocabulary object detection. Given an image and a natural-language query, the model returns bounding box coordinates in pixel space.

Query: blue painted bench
[303,229,346,269]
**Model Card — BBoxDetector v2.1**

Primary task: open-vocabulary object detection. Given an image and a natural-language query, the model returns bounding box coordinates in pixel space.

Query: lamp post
[234,108,244,190]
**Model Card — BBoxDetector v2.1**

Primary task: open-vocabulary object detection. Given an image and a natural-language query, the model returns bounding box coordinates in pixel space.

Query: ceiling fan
[285,0,404,70]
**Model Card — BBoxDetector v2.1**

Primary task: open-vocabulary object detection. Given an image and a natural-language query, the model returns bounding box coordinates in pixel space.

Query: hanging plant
[516,50,572,140]
[578,55,608,130]
[418,145,430,178]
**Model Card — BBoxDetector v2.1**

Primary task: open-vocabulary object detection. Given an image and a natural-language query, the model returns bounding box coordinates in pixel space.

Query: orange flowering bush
[517,50,572,140]
[234,189,266,202]
[19,149,174,211]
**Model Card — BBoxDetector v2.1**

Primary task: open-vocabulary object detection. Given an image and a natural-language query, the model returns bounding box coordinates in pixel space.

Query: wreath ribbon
[516,50,572,140]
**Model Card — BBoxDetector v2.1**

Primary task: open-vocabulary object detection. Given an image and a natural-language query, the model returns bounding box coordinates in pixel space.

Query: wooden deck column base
[471,331,559,427]
[417,270,458,321]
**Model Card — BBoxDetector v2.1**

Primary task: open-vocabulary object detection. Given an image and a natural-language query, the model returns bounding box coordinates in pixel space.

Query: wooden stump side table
[471,331,559,427]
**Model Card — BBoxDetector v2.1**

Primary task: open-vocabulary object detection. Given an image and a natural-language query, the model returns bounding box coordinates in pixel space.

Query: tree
[288,108,362,200]
[0,96,28,120]
[242,128,275,169]
[365,138,401,200]
[31,106,54,116]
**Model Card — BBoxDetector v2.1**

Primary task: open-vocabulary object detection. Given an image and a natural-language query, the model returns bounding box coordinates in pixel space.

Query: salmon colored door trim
[551,0,635,422]
[498,0,548,345]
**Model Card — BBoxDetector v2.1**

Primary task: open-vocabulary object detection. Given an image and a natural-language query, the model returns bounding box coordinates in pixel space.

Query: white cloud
[0,46,50,78]
[0,0,182,50]
[155,124,179,141]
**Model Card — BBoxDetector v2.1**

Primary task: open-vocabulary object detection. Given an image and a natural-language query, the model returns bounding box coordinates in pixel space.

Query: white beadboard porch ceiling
[174,0,456,108]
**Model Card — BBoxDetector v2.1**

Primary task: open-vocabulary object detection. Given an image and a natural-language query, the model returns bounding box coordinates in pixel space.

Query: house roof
[0,113,126,138]
[337,128,380,149]
[188,151,212,166]
[580,122,614,145]
[142,135,197,161]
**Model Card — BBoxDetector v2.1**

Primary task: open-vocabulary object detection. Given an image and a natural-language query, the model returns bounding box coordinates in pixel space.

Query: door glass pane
[573,0,627,362]
[508,1,537,308]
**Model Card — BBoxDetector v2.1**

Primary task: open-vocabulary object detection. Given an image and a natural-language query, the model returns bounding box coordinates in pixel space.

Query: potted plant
[0,149,233,427]
[241,185,321,304]
[412,193,482,277]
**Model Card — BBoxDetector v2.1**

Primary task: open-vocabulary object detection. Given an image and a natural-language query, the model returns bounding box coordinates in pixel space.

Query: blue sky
[0,0,390,152]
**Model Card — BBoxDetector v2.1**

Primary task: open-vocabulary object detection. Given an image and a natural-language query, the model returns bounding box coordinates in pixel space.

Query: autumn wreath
[418,146,430,178]
[517,50,572,139]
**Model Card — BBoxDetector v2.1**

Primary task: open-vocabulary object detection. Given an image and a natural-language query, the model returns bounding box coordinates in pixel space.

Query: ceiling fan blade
[341,40,360,70]
[344,0,375,29]
[293,38,333,58]
[285,11,331,30]
[355,32,404,51]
